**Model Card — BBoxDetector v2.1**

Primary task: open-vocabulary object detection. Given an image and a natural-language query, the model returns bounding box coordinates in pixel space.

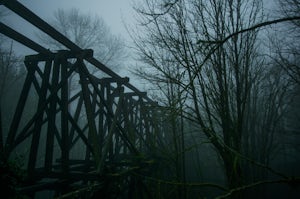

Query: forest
[0,0,300,199]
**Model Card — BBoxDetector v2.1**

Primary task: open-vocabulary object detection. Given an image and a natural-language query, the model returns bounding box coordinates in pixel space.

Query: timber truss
[0,0,166,197]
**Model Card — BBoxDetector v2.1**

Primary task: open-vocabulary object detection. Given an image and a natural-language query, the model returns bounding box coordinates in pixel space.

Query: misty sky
[0,0,278,91]
[19,0,135,37]
[1,0,146,89]
[3,0,136,51]
[1,0,277,55]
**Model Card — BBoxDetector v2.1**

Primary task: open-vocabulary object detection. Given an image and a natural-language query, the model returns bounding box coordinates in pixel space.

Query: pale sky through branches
[1,0,144,89]
[3,0,135,54]
[19,0,134,36]
[1,0,277,91]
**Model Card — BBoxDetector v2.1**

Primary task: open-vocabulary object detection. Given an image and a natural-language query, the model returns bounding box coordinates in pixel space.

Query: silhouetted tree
[131,0,298,198]
[0,40,24,154]
[134,55,187,198]
[272,0,300,85]
[38,8,127,69]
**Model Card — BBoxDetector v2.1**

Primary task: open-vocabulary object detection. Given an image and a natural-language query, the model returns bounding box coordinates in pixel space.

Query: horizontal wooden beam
[24,49,94,62]
[124,92,147,97]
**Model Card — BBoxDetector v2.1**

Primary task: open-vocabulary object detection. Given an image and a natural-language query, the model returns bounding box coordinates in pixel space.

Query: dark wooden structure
[0,1,167,197]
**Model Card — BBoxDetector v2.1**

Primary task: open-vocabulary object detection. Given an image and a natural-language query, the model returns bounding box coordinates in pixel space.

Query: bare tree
[135,53,187,198]
[0,40,26,199]
[0,42,23,100]
[266,0,300,189]
[0,39,24,154]
[37,8,127,69]
[272,0,300,85]
[131,0,296,198]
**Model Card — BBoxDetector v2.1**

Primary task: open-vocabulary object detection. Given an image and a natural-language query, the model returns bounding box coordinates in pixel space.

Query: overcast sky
[1,0,277,54]
[1,0,278,91]
[19,0,135,37]
[1,0,145,89]
[3,0,136,51]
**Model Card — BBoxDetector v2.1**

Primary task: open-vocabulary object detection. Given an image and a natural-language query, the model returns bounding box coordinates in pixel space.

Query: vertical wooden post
[106,83,113,161]
[44,56,60,172]
[28,59,52,177]
[61,54,69,175]
[78,59,101,169]
[98,83,105,153]
[123,96,129,155]
[97,86,124,174]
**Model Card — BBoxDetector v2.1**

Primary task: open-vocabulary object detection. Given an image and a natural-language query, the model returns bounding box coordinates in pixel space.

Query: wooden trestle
[3,49,165,195]
[0,1,169,196]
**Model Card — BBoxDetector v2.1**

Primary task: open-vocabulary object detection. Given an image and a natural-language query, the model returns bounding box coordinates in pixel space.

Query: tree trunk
[223,152,244,199]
